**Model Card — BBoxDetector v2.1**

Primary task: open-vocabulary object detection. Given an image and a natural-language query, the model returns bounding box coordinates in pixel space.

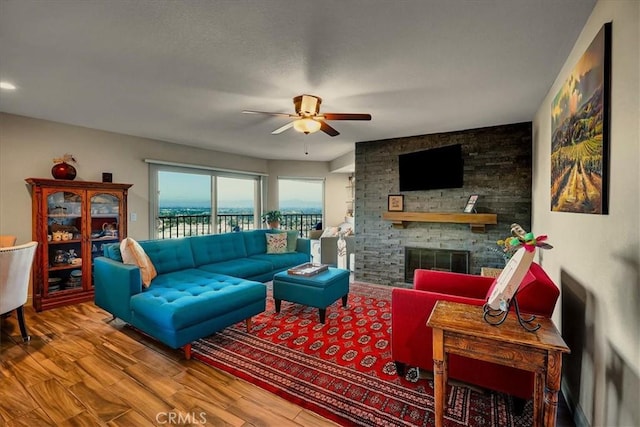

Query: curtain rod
[144,159,268,177]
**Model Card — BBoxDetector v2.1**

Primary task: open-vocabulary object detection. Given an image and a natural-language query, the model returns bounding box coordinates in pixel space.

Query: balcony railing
[157,213,322,240]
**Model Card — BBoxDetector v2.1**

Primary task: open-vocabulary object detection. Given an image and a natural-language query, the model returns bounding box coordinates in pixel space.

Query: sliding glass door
[150,164,263,239]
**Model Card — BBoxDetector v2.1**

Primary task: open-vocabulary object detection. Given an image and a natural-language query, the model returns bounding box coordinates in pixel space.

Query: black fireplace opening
[404,247,469,283]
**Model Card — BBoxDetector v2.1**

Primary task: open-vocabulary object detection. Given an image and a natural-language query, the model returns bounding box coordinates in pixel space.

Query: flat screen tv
[398,144,464,191]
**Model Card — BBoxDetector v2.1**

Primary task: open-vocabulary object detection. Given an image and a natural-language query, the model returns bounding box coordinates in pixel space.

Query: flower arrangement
[496,223,553,259]
[52,153,77,164]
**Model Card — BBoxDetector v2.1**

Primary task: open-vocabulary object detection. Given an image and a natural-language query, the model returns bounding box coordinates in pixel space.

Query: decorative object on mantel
[484,223,553,332]
[462,194,479,213]
[551,22,611,214]
[387,194,404,212]
[51,153,77,180]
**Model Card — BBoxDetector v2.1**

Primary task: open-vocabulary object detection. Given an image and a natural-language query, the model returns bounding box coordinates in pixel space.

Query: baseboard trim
[562,380,590,427]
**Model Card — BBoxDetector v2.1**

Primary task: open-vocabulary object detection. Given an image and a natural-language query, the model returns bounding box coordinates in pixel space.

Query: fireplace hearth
[404,247,469,283]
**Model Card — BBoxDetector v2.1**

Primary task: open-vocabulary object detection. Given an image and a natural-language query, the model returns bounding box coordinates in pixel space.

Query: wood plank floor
[1,302,576,426]
[0,303,338,426]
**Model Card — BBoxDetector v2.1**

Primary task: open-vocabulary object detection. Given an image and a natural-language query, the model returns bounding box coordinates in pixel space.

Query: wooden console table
[427,301,569,427]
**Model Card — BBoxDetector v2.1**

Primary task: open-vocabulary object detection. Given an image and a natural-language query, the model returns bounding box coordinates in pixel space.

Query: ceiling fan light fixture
[293,118,321,134]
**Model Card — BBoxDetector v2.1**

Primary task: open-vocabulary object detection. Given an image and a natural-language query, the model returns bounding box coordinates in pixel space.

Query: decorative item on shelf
[48,277,62,292]
[50,205,67,216]
[261,210,283,229]
[51,153,78,180]
[387,194,404,212]
[336,231,347,270]
[463,194,479,213]
[484,223,554,332]
[53,250,68,265]
[66,269,82,288]
[102,222,118,237]
[495,223,553,260]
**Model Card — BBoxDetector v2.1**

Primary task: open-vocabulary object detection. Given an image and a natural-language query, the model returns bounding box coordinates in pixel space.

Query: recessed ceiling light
[0,81,17,90]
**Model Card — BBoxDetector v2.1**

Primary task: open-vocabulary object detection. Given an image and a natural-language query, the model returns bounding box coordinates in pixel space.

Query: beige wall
[532,1,639,426]
[0,112,351,243]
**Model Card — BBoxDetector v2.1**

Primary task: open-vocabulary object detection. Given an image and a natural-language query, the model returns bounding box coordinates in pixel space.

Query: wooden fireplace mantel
[382,211,497,233]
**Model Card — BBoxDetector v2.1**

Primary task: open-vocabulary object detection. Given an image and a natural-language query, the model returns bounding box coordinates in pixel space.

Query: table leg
[543,351,563,427]
[432,328,446,427]
[534,371,544,427]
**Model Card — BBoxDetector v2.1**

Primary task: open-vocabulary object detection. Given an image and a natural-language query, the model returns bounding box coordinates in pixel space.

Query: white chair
[0,241,38,342]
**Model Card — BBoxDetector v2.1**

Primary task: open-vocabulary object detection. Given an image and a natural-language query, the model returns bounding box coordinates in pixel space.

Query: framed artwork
[463,194,479,213]
[551,22,611,214]
[388,195,404,212]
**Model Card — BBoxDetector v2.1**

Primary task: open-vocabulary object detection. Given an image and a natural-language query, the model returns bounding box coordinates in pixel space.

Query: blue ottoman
[273,267,350,323]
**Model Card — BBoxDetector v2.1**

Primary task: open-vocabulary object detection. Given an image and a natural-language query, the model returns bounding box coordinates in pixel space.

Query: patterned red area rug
[193,282,533,426]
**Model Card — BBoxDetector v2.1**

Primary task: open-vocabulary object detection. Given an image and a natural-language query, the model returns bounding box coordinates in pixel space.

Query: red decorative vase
[51,162,77,180]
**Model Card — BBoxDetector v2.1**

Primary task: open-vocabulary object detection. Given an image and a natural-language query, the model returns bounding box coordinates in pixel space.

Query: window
[278,178,323,236]
[217,176,258,233]
[149,162,264,239]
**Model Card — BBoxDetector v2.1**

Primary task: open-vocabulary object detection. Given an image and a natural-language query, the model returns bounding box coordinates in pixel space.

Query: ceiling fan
[242,94,371,137]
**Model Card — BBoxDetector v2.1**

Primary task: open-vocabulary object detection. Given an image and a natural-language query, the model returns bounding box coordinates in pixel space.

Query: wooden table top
[427,301,570,353]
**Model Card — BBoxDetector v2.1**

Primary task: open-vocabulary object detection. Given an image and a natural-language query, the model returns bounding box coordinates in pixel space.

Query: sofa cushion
[139,238,195,275]
[190,233,248,266]
[120,237,157,287]
[249,252,310,270]
[197,258,273,279]
[286,230,298,252]
[131,269,265,330]
[242,229,270,256]
[266,232,288,254]
[103,242,123,262]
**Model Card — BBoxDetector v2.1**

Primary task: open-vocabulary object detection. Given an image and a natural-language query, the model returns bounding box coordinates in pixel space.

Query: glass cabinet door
[89,192,122,288]
[45,189,85,296]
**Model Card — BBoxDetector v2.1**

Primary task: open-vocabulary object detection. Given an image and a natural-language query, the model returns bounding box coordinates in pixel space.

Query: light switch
[130,212,137,222]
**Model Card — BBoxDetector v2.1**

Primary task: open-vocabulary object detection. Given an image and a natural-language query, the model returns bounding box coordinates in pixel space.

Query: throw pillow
[286,230,298,252]
[266,232,288,254]
[120,237,157,287]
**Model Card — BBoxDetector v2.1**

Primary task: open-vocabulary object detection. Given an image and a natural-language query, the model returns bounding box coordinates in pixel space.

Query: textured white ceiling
[0,0,596,164]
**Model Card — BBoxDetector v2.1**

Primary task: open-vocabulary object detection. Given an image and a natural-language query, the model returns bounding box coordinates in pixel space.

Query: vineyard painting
[551,23,611,214]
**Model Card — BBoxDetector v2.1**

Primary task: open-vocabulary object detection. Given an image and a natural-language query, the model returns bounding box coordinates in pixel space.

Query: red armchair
[391,263,559,400]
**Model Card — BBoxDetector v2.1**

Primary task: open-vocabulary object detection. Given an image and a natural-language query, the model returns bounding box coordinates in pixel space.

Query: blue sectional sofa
[93,229,310,358]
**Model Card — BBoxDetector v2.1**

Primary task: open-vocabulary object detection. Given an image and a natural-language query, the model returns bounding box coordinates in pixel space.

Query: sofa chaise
[94,229,310,358]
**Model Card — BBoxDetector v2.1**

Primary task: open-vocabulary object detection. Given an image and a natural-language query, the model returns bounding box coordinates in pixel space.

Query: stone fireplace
[353,122,532,286]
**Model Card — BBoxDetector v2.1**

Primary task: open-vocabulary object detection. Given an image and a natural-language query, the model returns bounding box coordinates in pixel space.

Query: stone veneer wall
[353,122,532,287]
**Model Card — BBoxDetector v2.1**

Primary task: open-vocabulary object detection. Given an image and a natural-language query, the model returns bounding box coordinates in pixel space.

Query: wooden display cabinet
[26,178,133,311]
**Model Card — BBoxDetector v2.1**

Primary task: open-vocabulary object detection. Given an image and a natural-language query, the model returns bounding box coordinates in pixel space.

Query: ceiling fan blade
[271,121,295,135]
[322,113,372,121]
[320,121,340,137]
[242,110,297,118]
